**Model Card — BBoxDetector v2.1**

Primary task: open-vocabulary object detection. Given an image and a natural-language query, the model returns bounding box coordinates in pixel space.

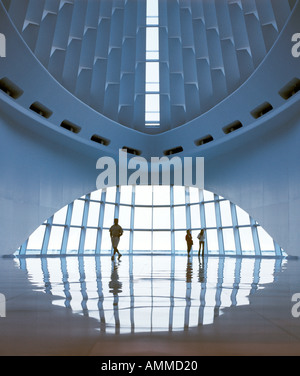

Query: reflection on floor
[15,255,285,334]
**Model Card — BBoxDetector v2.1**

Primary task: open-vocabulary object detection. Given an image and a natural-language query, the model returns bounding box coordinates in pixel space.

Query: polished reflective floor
[15,255,285,335]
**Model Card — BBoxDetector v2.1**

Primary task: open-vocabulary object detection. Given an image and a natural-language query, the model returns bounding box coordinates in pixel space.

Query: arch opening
[14,185,286,334]
[15,185,285,257]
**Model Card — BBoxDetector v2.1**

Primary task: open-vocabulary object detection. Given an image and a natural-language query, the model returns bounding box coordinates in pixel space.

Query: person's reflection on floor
[109,259,122,331]
[198,257,206,283]
[186,257,193,283]
[109,259,123,297]
[184,257,193,331]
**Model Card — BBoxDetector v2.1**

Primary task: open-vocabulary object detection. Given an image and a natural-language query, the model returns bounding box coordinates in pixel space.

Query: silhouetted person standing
[197,229,205,258]
[109,218,123,260]
[185,230,193,256]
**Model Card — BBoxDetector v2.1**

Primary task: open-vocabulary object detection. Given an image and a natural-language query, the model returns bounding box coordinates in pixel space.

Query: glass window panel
[105,186,116,202]
[222,228,236,252]
[134,207,152,229]
[153,231,171,251]
[190,204,201,229]
[119,230,130,252]
[48,226,64,250]
[146,51,159,60]
[146,0,158,17]
[70,200,85,226]
[101,229,112,251]
[133,231,152,251]
[220,200,232,227]
[66,227,81,252]
[239,227,254,251]
[153,207,170,229]
[27,225,46,249]
[204,202,216,227]
[146,83,160,92]
[119,205,131,228]
[90,189,102,201]
[206,229,219,252]
[84,228,98,251]
[135,185,152,205]
[153,185,170,205]
[120,185,132,204]
[53,205,68,225]
[174,206,186,229]
[173,186,185,204]
[103,203,115,228]
[174,230,188,251]
[203,190,214,201]
[189,187,200,203]
[191,229,200,247]
[145,112,160,121]
[145,94,160,112]
[87,201,100,227]
[146,27,159,51]
[146,62,159,83]
[257,227,275,251]
[236,206,250,225]
[146,16,159,25]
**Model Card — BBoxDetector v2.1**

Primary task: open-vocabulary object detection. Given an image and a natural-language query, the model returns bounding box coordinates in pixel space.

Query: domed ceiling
[3,0,294,134]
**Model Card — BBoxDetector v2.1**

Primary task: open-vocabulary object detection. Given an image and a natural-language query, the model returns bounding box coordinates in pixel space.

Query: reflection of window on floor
[18,255,285,334]
[17,186,284,257]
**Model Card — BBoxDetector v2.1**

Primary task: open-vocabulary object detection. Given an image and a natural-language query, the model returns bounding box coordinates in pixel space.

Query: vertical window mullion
[214,194,224,255]
[185,186,191,230]
[19,238,28,255]
[230,202,242,255]
[129,185,135,254]
[274,241,282,256]
[97,189,107,254]
[170,185,175,253]
[151,185,154,253]
[114,186,121,220]
[78,194,90,254]
[250,217,261,256]
[41,216,53,255]
[169,254,175,329]
[61,202,73,255]
[199,189,207,254]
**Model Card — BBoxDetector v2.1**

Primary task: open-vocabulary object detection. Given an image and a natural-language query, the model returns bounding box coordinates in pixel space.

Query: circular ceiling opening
[4,0,294,133]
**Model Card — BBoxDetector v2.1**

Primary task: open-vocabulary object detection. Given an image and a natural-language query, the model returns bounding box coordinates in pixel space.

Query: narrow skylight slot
[146,0,159,25]
[146,28,159,60]
[145,0,160,128]
[145,62,159,92]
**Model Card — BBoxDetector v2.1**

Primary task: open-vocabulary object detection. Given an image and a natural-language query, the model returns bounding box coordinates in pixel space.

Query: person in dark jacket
[109,218,123,260]
[185,230,193,256]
